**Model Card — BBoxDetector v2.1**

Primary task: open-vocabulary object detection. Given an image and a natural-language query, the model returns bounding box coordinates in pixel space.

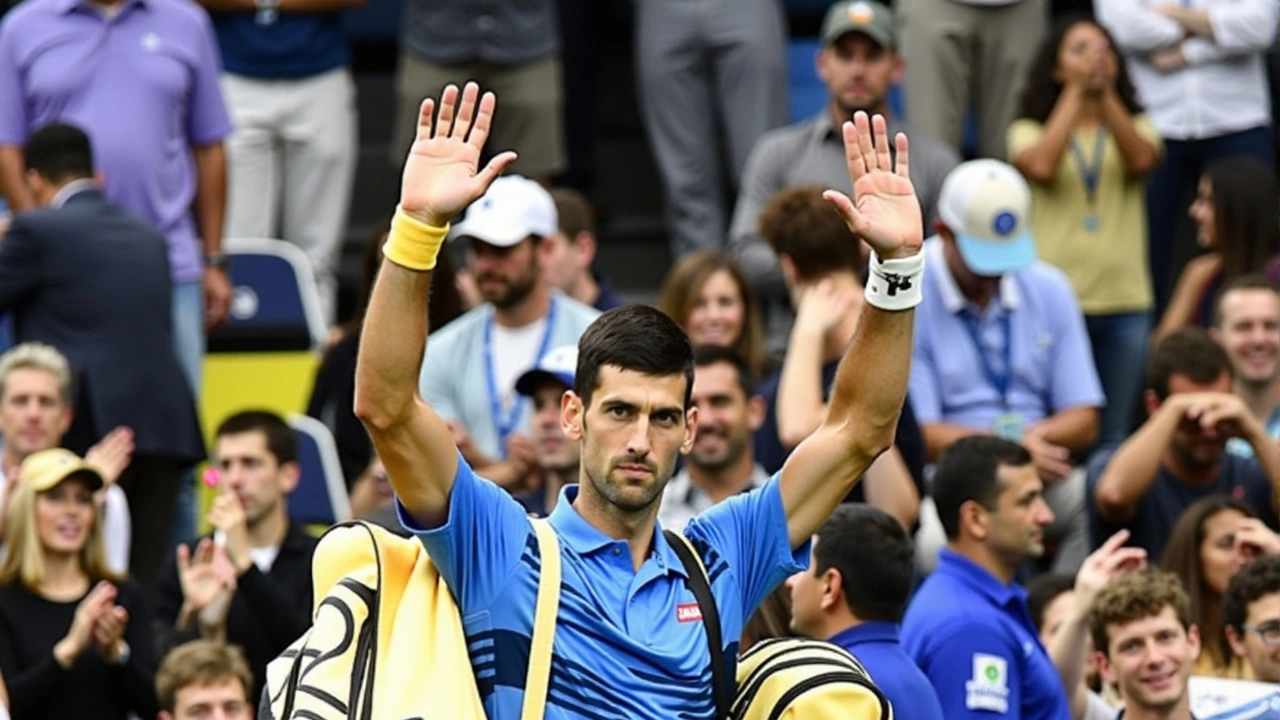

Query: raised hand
[206,492,251,573]
[1075,530,1147,612]
[85,427,134,487]
[823,112,923,261]
[93,604,130,663]
[1235,518,1280,560]
[794,279,861,337]
[178,538,231,613]
[399,82,518,227]
[55,581,116,668]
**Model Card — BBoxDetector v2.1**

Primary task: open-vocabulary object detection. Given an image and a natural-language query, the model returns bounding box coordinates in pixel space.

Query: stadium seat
[208,238,327,354]
[287,413,352,527]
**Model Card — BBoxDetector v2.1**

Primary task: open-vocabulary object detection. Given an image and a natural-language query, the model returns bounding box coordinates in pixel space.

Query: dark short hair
[932,436,1033,540]
[1145,328,1234,401]
[215,410,298,465]
[758,185,863,282]
[24,123,94,183]
[1224,555,1280,634]
[1025,573,1077,633]
[814,504,915,622]
[1213,273,1280,328]
[551,187,595,238]
[576,305,694,410]
[692,344,754,398]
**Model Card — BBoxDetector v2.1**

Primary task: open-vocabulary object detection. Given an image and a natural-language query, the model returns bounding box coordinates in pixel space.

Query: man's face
[540,232,585,295]
[1216,288,1280,388]
[566,366,695,515]
[786,538,832,639]
[1165,372,1234,470]
[530,381,578,474]
[688,362,761,474]
[164,678,251,720]
[1099,607,1199,714]
[214,431,296,527]
[816,33,902,116]
[0,367,71,462]
[982,463,1054,565]
[468,237,540,311]
[1228,592,1280,683]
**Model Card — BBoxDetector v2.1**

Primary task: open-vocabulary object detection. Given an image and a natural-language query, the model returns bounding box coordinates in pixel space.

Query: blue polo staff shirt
[398,453,808,719]
[902,549,1070,720]
[829,621,944,720]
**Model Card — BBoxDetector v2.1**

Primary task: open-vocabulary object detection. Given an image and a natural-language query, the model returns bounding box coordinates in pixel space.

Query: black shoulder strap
[664,529,729,720]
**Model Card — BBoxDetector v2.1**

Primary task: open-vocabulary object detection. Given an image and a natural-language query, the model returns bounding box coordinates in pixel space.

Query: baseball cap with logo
[20,448,104,493]
[451,175,558,248]
[821,0,896,49]
[515,345,578,397]
[937,159,1037,276]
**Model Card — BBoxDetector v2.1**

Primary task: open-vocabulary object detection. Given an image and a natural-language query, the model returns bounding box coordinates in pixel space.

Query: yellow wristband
[382,207,449,271]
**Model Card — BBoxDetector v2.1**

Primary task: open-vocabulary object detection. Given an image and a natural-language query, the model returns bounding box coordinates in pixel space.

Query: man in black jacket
[0,123,205,594]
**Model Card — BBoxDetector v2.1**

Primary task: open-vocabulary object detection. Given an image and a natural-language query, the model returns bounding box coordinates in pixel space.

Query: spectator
[910,159,1103,574]
[657,251,770,381]
[349,456,396,528]
[201,0,364,326]
[155,640,253,720]
[730,0,959,357]
[1211,275,1280,458]
[1009,15,1163,448]
[417,175,600,490]
[1223,555,1280,683]
[786,504,945,720]
[1088,569,1200,720]
[635,0,785,259]
[0,448,158,720]
[1095,0,1277,313]
[657,346,770,532]
[544,188,622,312]
[741,586,794,652]
[0,125,206,594]
[901,436,1069,720]
[511,345,579,516]
[1089,329,1280,558]
[155,411,317,705]
[1160,495,1279,678]
[1155,158,1280,343]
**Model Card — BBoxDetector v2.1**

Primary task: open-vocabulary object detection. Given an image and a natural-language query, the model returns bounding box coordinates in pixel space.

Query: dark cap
[821,0,896,49]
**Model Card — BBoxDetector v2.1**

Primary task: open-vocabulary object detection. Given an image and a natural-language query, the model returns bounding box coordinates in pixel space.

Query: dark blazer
[0,187,204,465]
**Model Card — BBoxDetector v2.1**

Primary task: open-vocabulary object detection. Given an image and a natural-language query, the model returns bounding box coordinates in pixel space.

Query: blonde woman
[657,251,771,380]
[0,448,157,719]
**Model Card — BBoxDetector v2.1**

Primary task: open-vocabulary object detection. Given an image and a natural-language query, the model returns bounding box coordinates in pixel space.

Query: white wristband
[865,252,924,311]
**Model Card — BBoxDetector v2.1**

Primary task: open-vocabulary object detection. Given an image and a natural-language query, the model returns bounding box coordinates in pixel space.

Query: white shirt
[491,317,549,421]
[657,464,771,532]
[1085,691,1118,720]
[1096,0,1277,140]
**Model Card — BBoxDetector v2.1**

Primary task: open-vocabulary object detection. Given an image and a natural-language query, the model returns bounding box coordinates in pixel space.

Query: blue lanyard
[484,296,559,455]
[1069,128,1108,207]
[961,310,1014,409]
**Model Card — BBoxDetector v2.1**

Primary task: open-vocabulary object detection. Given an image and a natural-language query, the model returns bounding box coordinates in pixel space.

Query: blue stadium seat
[341,0,401,43]
[208,238,326,354]
[288,413,351,527]
[787,38,826,123]
[0,313,11,355]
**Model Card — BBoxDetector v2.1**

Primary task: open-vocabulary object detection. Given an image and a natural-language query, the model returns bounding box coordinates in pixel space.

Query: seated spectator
[1210,275,1280,458]
[155,640,252,720]
[1161,495,1280,678]
[155,411,318,704]
[787,504,944,720]
[901,436,1069,719]
[511,345,580,516]
[657,251,770,380]
[1224,555,1280,683]
[0,449,158,720]
[543,188,622,312]
[1154,157,1280,344]
[0,343,132,574]
[349,456,396,527]
[1089,328,1280,558]
[1009,14,1162,448]
[911,159,1104,574]
[1089,569,1200,720]
[740,586,794,653]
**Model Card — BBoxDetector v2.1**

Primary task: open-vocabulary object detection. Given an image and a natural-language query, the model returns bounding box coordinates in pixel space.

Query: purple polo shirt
[0,0,232,283]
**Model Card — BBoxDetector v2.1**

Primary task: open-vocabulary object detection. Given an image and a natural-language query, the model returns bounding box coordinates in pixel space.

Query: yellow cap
[20,448,104,493]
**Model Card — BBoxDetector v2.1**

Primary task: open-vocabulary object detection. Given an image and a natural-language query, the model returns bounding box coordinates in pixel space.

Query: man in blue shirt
[355,83,926,718]
[902,435,1070,720]
[786,503,944,720]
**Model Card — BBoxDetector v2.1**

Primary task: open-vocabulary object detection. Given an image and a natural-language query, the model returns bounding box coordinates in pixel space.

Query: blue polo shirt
[398,453,808,719]
[829,621,944,720]
[902,549,1070,720]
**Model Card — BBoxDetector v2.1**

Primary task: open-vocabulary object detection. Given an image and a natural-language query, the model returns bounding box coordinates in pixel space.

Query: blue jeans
[1085,310,1152,448]
[170,280,204,546]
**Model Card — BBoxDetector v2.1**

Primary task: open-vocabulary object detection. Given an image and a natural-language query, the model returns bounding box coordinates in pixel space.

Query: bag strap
[664,530,729,720]
[521,518,562,720]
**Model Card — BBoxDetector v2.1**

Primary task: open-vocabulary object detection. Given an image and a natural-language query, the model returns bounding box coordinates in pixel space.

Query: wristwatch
[204,253,230,271]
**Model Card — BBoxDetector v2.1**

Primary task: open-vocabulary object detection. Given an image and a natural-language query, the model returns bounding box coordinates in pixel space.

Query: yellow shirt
[1007,117,1163,315]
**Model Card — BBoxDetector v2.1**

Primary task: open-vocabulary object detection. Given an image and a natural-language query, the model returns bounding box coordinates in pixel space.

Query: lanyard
[484,296,558,455]
[1069,128,1108,207]
[961,310,1014,409]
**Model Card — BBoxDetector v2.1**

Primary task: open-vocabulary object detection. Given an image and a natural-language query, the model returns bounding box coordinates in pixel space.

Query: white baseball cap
[937,159,1036,276]
[451,175,558,248]
[516,345,578,396]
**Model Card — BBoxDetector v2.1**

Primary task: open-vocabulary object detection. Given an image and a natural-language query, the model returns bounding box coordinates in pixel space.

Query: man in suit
[0,122,205,595]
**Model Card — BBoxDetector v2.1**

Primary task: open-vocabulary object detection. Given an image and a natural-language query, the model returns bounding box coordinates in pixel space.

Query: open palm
[400,83,518,226]
[823,112,923,260]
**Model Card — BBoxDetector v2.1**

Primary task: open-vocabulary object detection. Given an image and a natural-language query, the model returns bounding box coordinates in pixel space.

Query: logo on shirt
[140,32,161,52]
[676,603,703,623]
[966,653,1010,713]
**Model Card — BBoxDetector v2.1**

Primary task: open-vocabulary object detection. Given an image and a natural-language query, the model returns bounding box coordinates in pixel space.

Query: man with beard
[417,174,599,490]
[1089,569,1200,720]
[512,344,580,516]
[729,0,958,356]
[1090,329,1280,557]
[1210,275,1280,459]
[657,345,769,531]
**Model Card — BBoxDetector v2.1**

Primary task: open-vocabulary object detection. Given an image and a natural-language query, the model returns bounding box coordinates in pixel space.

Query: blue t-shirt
[829,621,944,720]
[398,453,808,719]
[902,549,1070,720]
[213,13,348,78]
